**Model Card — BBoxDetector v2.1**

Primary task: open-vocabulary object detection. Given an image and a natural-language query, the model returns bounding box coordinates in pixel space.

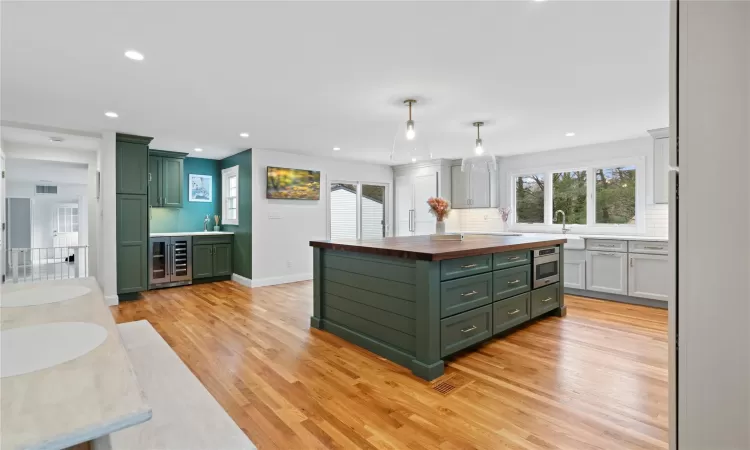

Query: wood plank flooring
[111,282,668,450]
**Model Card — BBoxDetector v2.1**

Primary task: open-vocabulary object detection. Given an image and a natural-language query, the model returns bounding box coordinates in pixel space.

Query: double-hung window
[509,158,643,233]
[222,166,239,225]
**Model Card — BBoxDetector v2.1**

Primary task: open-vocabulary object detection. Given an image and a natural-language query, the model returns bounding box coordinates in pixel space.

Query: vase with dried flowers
[499,206,512,232]
[427,197,451,235]
[214,214,221,232]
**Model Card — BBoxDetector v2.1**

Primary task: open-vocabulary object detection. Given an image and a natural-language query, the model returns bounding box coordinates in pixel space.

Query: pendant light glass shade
[404,99,416,140]
[461,122,496,172]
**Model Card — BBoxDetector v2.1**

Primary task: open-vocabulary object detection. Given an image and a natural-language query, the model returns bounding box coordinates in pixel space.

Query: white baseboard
[249,273,312,288]
[104,294,119,306]
[230,273,252,288]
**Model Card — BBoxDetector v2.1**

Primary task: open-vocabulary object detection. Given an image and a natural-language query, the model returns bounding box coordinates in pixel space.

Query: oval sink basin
[1,285,91,308]
[0,322,107,378]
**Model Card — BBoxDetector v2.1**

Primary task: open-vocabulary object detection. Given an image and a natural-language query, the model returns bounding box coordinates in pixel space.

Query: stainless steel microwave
[532,247,560,288]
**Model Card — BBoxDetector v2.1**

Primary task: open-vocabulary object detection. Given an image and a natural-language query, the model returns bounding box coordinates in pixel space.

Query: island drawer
[192,235,233,246]
[440,273,492,318]
[493,265,531,301]
[586,239,627,252]
[493,250,531,270]
[530,283,560,318]
[440,254,493,281]
[493,292,530,335]
[628,240,669,255]
[440,305,492,357]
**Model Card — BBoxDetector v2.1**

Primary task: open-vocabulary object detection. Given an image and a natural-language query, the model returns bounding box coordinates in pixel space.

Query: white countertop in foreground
[1,278,151,450]
[150,231,234,237]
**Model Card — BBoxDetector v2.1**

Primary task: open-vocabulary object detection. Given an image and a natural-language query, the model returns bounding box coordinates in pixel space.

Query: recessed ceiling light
[194,148,203,152]
[49,136,64,143]
[411,157,417,163]
[333,147,341,151]
[239,133,249,138]
[565,132,576,137]
[105,111,118,118]
[124,50,144,61]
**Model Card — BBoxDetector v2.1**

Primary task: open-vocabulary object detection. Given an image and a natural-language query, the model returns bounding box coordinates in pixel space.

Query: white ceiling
[5,159,88,186]
[1,123,101,151]
[1,1,669,164]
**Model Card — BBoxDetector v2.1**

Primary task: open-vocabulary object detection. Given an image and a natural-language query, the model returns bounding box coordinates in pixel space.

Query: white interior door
[413,172,437,236]
[53,204,79,249]
[395,175,413,237]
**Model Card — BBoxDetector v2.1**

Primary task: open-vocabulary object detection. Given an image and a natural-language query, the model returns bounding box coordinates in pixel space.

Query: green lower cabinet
[493,292,531,335]
[116,194,148,294]
[212,243,233,276]
[193,244,214,279]
[493,265,531,300]
[531,283,560,318]
[193,242,232,279]
[440,305,493,357]
[440,272,492,318]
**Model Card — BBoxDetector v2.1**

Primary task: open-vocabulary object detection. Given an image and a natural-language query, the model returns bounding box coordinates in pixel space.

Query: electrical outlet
[286,260,292,268]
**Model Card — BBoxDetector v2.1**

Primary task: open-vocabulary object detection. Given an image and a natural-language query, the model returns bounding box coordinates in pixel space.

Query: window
[595,166,636,224]
[56,206,79,233]
[552,170,587,225]
[510,158,643,232]
[515,174,545,224]
[221,166,239,225]
[329,181,387,240]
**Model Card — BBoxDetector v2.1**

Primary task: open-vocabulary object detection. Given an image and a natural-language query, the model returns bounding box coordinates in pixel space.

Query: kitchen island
[310,234,566,380]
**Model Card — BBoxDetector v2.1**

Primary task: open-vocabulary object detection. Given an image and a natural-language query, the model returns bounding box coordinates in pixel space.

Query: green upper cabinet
[149,150,187,208]
[117,135,151,195]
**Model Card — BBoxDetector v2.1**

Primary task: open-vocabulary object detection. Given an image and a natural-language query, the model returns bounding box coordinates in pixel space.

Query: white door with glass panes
[53,203,79,248]
[329,182,387,240]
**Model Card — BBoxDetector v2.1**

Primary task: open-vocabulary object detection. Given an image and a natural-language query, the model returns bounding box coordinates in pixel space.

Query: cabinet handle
[598,252,618,256]
[542,297,553,303]
[460,263,478,269]
[149,205,152,220]
[599,244,616,248]
[507,256,521,261]
[461,290,478,297]
[507,279,521,285]
[644,246,663,250]
[507,309,520,316]
[148,173,152,183]
[630,257,634,268]
[460,325,477,333]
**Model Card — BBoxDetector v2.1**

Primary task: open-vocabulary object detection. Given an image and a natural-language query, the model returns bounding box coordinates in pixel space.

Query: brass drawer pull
[461,290,478,297]
[507,309,520,315]
[507,256,521,261]
[507,279,521,285]
[541,297,553,303]
[460,263,478,269]
[461,325,477,333]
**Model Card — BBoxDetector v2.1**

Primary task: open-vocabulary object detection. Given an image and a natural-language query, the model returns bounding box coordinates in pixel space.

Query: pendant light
[404,99,416,140]
[461,121,497,172]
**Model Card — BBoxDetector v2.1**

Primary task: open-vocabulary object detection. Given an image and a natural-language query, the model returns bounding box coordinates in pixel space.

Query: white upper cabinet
[649,128,670,204]
[450,165,495,209]
[394,160,451,236]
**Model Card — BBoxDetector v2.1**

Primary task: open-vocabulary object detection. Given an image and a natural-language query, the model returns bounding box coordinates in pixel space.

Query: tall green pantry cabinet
[116,133,153,299]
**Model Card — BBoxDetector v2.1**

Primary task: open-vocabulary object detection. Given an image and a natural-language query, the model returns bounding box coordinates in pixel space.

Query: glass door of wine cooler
[149,238,169,285]
[169,236,192,282]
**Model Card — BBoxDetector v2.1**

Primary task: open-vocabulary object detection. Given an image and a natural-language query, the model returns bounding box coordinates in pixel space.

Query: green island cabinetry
[116,133,153,298]
[193,235,233,280]
[149,150,187,208]
[310,235,566,380]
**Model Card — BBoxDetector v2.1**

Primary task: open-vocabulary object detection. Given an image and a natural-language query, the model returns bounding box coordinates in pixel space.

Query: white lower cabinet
[586,251,628,295]
[628,253,669,301]
[563,250,586,289]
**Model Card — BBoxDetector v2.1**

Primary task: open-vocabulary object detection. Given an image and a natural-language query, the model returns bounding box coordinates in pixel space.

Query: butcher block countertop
[310,234,566,261]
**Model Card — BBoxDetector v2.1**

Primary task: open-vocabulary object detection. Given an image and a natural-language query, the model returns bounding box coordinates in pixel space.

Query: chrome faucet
[204,215,210,232]
[555,210,572,234]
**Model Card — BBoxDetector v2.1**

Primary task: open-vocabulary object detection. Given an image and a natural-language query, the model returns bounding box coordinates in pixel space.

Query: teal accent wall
[220,149,252,279]
[150,157,222,233]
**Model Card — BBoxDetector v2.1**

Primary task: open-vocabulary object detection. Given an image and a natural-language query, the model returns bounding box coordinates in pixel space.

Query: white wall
[251,149,393,286]
[678,2,750,448]
[99,132,117,303]
[450,136,669,236]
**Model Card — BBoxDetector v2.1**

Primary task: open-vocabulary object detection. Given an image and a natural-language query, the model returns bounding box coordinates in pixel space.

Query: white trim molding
[250,273,312,288]
[230,273,252,288]
[104,294,119,306]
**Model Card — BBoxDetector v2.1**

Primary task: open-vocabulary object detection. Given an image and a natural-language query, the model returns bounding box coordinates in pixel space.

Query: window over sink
[509,158,644,234]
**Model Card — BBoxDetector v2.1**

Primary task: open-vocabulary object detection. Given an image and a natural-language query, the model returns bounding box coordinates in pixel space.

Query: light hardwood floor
[112,281,668,450]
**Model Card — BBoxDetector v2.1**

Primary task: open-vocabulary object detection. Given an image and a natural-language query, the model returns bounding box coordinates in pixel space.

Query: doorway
[328,181,388,240]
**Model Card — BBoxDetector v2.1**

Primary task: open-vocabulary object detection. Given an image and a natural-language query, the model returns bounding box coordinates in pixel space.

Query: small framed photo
[189,174,212,202]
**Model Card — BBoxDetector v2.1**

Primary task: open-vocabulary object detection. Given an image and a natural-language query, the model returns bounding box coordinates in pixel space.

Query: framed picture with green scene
[266,166,321,200]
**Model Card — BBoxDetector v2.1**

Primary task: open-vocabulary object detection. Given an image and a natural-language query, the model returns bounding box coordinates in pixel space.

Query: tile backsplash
[447,204,669,237]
